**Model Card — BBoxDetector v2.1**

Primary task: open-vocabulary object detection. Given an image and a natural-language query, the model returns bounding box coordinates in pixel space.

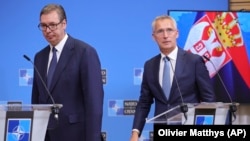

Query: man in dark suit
[32,4,104,141]
[130,15,215,141]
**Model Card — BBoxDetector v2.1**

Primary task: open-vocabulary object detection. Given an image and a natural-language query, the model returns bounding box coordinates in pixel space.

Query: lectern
[146,102,240,125]
[0,104,62,141]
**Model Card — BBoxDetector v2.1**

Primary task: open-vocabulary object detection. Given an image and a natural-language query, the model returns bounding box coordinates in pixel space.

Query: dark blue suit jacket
[132,48,215,133]
[32,35,104,141]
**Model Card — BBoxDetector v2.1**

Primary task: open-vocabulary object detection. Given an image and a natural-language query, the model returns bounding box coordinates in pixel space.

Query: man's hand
[130,131,139,141]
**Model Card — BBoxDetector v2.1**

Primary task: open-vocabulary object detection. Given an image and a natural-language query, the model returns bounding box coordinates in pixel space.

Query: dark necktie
[47,47,57,88]
[162,56,171,99]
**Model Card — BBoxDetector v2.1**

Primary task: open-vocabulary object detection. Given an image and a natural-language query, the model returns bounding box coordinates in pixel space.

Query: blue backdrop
[0,0,228,140]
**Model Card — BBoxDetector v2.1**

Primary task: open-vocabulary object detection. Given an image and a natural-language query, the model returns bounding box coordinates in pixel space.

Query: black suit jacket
[32,35,104,141]
[132,48,215,133]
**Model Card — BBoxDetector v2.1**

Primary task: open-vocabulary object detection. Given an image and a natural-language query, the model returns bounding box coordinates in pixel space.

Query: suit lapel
[37,46,51,102]
[152,55,168,102]
[169,49,186,101]
[174,49,186,82]
[42,46,50,84]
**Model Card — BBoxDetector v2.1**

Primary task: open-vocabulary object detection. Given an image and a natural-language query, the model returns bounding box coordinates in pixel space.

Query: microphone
[23,54,60,120]
[166,56,188,122]
[203,55,237,124]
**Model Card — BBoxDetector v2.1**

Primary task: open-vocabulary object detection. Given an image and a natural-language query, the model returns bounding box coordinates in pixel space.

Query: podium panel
[184,102,231,125]
[233,103,250,125]
[0,104,62,141]
[146,102,245,125]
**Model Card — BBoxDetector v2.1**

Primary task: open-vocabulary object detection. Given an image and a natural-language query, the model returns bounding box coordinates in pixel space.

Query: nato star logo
[12,126,25,140]
[108,100,124,116]
[6,119,31,141]
[195,115,214,125]
[19,69,33,86]
[134,68,143,85]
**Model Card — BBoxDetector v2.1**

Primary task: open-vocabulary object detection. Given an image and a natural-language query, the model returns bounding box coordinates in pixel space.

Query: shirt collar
[50,33,68,53]
[161,46,178,61]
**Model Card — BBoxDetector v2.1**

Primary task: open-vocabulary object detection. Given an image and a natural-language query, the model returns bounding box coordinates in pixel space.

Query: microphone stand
[203,55,237,125]
[23,55,60,121]
[229,103,237,125]
[166,56,188,122]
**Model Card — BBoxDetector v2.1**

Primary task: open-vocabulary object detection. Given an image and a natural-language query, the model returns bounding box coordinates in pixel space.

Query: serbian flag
[183,11,250,102]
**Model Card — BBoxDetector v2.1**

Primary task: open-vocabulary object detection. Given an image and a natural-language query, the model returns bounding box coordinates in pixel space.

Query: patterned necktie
[162,56,171,99]
[47,47,57,88]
